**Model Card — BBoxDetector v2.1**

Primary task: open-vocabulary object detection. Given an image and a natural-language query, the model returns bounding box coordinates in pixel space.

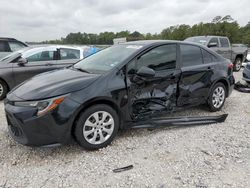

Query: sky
[0,0,249,42]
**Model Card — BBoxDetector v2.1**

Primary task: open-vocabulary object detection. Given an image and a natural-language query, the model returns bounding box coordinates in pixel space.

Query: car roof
[187,36,228,39]
[0,37,18,41]
[120,40,207,48]
[23,45,83,51]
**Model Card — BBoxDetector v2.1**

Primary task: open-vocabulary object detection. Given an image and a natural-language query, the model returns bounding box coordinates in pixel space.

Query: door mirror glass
[17,57,28,65]
[208,42,218,48]
[136,66,155,78]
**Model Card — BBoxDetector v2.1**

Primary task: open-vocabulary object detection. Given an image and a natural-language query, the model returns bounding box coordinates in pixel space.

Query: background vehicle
[0,45,84,99]
[0,38,28,59]
[185,36,248,71]
[5,40,235,150]
[243,63,250,83]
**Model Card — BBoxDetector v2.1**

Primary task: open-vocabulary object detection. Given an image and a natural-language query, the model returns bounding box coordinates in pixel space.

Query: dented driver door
[126,44,181,120]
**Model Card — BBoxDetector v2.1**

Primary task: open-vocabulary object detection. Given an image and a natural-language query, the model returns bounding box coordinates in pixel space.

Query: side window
[131,44,177,73]
[0,41,9,52]
[202,49,216,64]
[208,38,219,47]
[180,45,203,67]
[219,38,230,47]
[26,51,55,62]
[8,41,26,52]
[60,48,80,60]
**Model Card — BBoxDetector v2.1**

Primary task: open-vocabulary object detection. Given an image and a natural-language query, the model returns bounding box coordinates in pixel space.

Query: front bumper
[5,97,80,146]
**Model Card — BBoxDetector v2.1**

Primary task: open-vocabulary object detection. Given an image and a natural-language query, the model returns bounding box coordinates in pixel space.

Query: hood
[9,68,101,101]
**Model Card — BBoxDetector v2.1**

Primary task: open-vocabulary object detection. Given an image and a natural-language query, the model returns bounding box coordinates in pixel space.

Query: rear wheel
[0,80,8,100]
[233,57,242,72]
[74,104,119,150]
[208,83,226,112]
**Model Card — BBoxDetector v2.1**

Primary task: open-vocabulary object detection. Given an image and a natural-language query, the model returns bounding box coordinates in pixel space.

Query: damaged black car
[4,40,235,150]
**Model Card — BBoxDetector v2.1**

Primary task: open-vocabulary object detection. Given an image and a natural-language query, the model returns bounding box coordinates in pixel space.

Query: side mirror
[17,57,28,65]
[136,66,155,78]
[208,42,218,48]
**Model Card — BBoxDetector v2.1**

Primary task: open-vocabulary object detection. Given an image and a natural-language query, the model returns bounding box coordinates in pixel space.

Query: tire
[233,57,242,72]
[74,104,119,150]
[207,83,226,112]
[0,80,8,100]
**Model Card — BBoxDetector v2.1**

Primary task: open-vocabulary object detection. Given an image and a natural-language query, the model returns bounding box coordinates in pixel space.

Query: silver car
[0,45,84,99]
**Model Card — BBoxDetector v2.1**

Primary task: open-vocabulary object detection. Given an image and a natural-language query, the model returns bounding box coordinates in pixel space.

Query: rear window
[180,45,203,67]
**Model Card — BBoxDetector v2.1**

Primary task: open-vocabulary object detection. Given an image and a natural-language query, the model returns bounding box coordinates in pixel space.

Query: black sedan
[5,40,235,150]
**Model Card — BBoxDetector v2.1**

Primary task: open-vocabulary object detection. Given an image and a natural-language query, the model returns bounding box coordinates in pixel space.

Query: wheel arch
[235,54,243,62]
[210,78,230,97]
[0,77,10,92]
[71,97,124,136]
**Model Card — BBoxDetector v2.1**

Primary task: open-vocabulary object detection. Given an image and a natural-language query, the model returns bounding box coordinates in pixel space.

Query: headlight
[14,95,66,116]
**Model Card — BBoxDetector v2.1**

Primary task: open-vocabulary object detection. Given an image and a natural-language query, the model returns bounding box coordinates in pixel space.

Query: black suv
[0,38,28,59]
[5,40,235,150]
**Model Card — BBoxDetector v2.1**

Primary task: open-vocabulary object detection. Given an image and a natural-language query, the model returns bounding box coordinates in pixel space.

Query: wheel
[207,83,226,112]
[74,104,119,150]
[233,57,242,72]
[0,80,8,100]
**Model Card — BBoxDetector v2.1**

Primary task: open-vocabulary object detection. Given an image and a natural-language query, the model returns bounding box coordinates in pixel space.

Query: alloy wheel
[235,59,242,71]
[0,84,3,97]
[212,86,225,108]
[83,111,114,145]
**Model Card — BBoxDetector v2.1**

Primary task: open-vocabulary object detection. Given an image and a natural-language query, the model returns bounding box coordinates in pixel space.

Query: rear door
[56,48,81,68]
[218,37,232,61]
[177,44,214,107]
[13,49,58,85]
[126,44,181,120]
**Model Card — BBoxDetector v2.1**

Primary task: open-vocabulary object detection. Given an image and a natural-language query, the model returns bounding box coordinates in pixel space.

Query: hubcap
[0,84,3,97]
[212,86,225,108]
[235,59,241,70]
[83,111,114,145]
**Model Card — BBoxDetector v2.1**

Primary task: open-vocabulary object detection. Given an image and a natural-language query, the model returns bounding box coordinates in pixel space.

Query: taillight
[228,63,234,69]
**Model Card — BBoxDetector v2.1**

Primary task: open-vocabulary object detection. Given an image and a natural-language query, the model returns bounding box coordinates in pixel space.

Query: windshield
[0,48,28,61]
[185,37,209,45]
[73,44,142,74]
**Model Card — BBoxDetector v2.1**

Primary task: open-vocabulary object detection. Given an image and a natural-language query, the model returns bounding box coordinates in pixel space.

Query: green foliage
[45,16,250,45]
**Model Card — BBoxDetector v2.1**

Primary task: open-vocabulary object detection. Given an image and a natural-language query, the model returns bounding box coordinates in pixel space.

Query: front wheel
[0,80,8,100]
[233,57,242,72]
[207,83,226,112]
[74,104,119,150]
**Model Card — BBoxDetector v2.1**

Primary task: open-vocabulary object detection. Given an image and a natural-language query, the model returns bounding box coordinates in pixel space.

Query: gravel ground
[0,71,249,188]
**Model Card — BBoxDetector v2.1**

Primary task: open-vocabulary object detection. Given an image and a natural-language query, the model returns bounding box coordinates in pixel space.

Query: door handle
[46,63,53,66]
